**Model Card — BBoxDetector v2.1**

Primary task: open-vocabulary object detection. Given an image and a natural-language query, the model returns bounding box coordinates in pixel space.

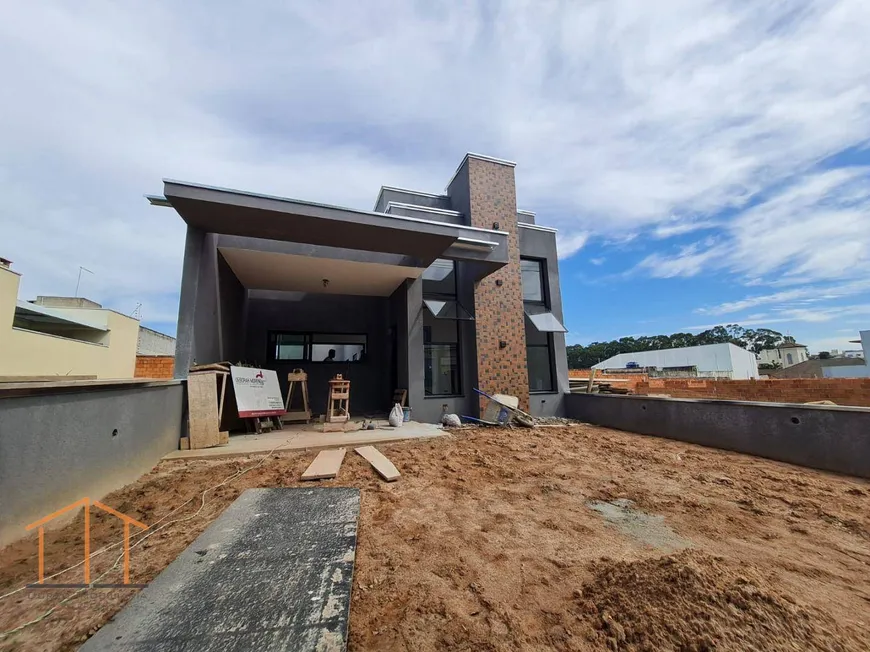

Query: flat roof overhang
[15,302,108,332]
[160,181,508,270]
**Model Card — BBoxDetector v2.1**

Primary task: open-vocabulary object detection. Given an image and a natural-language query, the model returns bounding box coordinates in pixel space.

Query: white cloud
[589,257,606,266]
[1,1,870,328]
[633,166,870,283]
[696,279,870,316]
[556,232,590,259]
[686,304,870,331]
[652,220,721,239]
[636,242,724,278]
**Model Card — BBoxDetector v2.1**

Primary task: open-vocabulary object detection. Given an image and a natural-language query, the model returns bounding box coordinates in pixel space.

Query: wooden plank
[179,437,190,450]
[355,446,400,482]
[301,448,347,481]
[187,372,221,449]
[189,363,230,373]
[217,373,228,422]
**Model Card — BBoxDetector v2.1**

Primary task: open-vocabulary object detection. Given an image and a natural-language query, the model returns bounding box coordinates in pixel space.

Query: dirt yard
[1,424,869,651]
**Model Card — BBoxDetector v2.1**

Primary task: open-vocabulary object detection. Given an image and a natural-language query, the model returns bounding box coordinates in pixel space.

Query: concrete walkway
[81,488,360,651]
[164,421,443,460]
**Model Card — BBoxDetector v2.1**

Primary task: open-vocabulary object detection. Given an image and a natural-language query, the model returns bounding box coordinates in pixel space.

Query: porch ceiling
[219,247,423,296]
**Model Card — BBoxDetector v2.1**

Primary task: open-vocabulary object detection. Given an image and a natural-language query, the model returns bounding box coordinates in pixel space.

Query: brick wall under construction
[134,355,175,379]
[634,377,870,408]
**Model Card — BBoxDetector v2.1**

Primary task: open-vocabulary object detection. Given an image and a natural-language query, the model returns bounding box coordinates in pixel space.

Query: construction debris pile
[442,388,584,429]
[569,373,632,395]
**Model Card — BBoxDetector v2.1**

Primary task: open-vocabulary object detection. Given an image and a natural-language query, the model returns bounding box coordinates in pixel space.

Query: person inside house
[323,349,337,362]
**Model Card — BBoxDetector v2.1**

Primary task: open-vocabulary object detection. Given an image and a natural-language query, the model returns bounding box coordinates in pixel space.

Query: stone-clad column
[465,156,530,411]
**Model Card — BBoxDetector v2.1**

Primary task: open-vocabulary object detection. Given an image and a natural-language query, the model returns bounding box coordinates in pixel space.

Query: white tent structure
[593,342,759,379]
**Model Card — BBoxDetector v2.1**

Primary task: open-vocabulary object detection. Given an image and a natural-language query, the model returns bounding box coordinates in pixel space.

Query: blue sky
[2,1,869,354]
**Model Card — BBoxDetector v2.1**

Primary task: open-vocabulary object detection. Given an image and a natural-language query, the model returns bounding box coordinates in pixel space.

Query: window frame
[267,331,368,364]
[525,327,556,393]
[423,258,463,398]
[521,256,556,394]
[423,322,462,398]
[520,258,548,305]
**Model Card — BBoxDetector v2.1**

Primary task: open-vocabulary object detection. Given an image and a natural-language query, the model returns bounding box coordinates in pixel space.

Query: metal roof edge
[386,201,462,217]
[374,185,448,210]
[518,223,557,233]
[162,179,508,237]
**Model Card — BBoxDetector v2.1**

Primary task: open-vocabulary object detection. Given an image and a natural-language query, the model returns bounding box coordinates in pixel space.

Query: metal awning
[158,180,508,269]
[524,305,567,333]
[423,299,474,320]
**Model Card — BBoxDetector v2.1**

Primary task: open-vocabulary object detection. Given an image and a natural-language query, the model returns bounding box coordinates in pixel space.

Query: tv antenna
[74,266,94,297]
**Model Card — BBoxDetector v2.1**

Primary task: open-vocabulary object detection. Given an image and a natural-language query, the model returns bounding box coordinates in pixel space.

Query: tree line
[566,324,792,369]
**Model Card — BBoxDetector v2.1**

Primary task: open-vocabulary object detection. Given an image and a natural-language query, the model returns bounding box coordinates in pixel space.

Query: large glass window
[422,258,457,295]
[424,313,460,396]
[525,319,554,392]
[311,333,367,362]
[269,332,367,363]
[521,259,545,303]
[423,258,462,396]
[273,333,306,362]
[522,257,556,392]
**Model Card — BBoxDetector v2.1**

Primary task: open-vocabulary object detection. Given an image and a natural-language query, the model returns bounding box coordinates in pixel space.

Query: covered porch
[157,180,508,423]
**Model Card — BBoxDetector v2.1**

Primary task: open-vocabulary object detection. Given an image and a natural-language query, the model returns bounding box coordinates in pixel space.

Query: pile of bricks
[134,355,175,379]
[634,377,870,408]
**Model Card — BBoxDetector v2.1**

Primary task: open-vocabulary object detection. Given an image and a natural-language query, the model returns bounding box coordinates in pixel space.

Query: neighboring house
[137,325,176,355]
[758,342,810,368]
[149,153,569,422]
[823,331,870,378]
[0,260,140,379]
[592,343,759,380]
[134,326,177,379]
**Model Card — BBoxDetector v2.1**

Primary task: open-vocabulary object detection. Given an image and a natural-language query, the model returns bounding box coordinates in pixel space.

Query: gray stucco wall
[517,211,536,225]
[174,226,204,377]
[374,188,453,213]
[0,381,184,546]
[387,203,466,226]
[565,393,870,478]
[518,225,569,417]
[244,295,392,416]
[216,252,246,363]
[446,160,471,217]
[389,283,410,394]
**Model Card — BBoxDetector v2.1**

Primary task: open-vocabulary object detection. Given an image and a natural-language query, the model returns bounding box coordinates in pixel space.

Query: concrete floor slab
[81,488,360,652]
[165,421,443,460]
